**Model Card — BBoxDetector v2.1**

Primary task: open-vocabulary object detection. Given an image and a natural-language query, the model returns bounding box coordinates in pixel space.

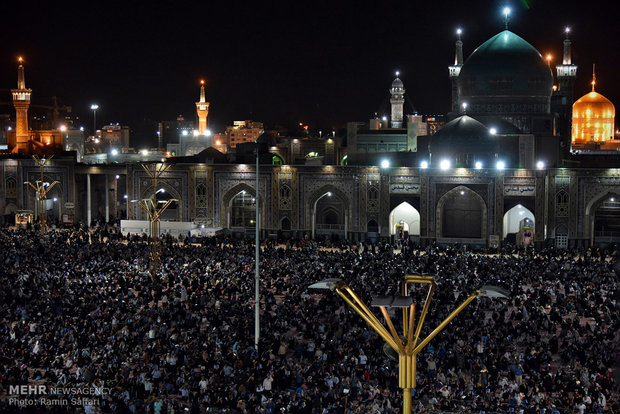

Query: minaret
[556,27,577,98]
[449,28,463,114]
[195,80,210,135]
[11,57,32,153]
[554,27,578,157]
[390,71,405,128]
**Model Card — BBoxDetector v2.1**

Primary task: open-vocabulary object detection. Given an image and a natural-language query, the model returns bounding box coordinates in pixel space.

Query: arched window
[6,177,17,198]
[556,191,568,204]
[367,220,379,232]
[280,185,291,199]
[196,184,207,207]
[281,217,291,230]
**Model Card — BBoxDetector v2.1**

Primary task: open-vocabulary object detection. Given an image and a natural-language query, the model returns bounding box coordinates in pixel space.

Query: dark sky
[1,0,618,146]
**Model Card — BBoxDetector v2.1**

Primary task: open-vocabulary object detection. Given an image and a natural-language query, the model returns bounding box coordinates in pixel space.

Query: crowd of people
[0,225,617,413]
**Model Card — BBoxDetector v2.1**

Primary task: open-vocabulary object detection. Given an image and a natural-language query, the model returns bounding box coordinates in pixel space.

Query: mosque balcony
[11,91,32,101]
[556,65,577,77]
[449,65,461,77]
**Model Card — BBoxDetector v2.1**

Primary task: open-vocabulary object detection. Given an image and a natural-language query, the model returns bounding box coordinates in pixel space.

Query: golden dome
[572,78,615,145]
[573,91,615,114]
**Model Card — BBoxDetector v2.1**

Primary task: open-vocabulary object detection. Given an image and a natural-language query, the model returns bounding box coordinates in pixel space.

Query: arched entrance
[141,184,182,221]
[437,186,486,239]
[309,186,348,240]
[389,202,420,239]
[229,190,256,228]
[590,193,620,246]
[503,204,535,246]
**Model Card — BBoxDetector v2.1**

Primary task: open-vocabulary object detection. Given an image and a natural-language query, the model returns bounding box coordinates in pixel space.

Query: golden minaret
[195,80,210,135]
[12,57,32,153]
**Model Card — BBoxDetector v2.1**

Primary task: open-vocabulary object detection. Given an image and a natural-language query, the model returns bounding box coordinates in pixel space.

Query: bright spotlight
[489,128,497,135]
[536,161,545,170]
[420,161,428,169]
[381,159,390,168]
[440,159,451,170]
[496,161,505,170]
[327,192,332,197]
[182,130,189,136]
[456,28,462,35]
[475,161,483,169]
[110,149,118,156]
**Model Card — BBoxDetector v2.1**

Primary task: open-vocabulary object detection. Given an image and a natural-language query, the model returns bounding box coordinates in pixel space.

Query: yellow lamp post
[133,163,176,274]
[309,276,508,414]
[25,155,59,234]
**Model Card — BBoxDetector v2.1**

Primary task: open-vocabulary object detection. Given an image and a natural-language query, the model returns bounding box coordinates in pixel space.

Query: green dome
[458,30,553,99]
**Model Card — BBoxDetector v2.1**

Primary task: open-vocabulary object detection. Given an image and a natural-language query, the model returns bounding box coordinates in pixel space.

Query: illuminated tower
[556,27,577,103]
[554,27,578,155]
[11,57,32,153]
[449,29,464,115]
[195,80,210,135]
[571,66,615,147]
[390,71,405,128]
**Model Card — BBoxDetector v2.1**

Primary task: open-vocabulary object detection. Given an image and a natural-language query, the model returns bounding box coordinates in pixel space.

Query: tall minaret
[390,71,405,128]
[556,27,577,98]
[449,28,464,115]
[195,80,210,135]
[11,57,32,153]
[554,27,578,157]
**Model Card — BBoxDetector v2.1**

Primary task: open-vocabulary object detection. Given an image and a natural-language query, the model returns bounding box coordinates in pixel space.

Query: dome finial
[503,7,511,30]
[591,64,596,91]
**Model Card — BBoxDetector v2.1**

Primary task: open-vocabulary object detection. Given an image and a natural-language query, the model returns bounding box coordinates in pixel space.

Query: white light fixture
[475,161,482,169]
[420,161,428,169]
[496,161,505,170]
[440,159,451,170]
[489,128,497,135]
[381,159,390,168]
[536,161,545,170]
[182,130,189,136]
[110,149,119,156]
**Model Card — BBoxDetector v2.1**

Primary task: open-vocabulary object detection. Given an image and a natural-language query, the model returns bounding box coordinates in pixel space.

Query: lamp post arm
[46,181,59,193]
[335,285,401,352]
[379,306,406,353]
[27,182,39,193]
[412,290,480,355]
[156,200,175,217]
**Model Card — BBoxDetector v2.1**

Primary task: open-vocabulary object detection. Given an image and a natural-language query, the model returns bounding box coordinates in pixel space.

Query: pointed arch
[437,185,487,239]
[307,185,351,239]
[221,183,265,229]
[140,182,183,221]
[502,204,535,239]
[389,201,420,237]
[585,190,620,245]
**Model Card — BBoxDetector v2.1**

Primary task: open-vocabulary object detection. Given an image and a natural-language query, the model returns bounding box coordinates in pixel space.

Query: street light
[135,163,175,274]
[90,104,99,136]
[311,191,332,239]
[308,275,508,414]
[24,155,59,234]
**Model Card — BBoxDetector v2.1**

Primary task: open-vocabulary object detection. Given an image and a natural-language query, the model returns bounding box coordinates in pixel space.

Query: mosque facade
[1,25,619,249]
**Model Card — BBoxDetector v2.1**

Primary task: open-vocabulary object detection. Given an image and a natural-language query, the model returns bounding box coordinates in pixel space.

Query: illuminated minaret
[195,80,210,135]
[555,27,578,156]
[556,27,577,98]
[11,57,32,153]
[390,71,405,128]
[449,28,463,114]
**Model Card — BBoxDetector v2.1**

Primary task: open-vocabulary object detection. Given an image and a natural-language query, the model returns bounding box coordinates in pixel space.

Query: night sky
[1,1,618,147]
